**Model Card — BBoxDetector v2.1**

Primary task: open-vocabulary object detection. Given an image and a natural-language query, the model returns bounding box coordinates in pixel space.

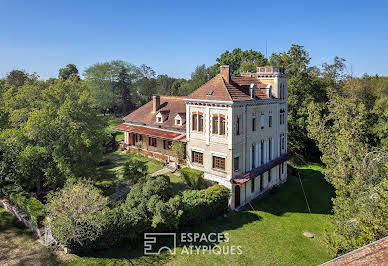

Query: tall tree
[5,70,38,87]
[116,67,132,114]
[270,45,325,160]
[58,64,79,79]
[0,76,108,193]
[84,60,146,114]
[307,90,388,256]
[215,48,268,74]
[58,64,80,80]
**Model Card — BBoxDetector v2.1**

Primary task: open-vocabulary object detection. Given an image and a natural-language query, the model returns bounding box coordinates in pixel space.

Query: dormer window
[156,112,163,123]
[175,114,185,126]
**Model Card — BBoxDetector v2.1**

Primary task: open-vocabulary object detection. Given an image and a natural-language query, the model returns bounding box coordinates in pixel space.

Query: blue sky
[0,0,387,79]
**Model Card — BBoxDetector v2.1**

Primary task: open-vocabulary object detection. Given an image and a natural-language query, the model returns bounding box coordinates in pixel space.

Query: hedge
[180,167,206,189]
[1,184,46,228]
[43,179,230,253]
[180,184,230,226]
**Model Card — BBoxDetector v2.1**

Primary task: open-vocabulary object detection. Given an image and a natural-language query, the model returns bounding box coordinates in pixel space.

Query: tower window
[237,116,240,135]
[192,113,197,130]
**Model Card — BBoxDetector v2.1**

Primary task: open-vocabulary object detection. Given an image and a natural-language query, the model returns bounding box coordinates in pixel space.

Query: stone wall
[0,198,57,247]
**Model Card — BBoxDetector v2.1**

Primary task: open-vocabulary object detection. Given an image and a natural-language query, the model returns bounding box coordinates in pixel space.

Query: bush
[103,132,118,153]
[46,181,109,252]
[180,184,230,226]
[171,141,185,160]
[1,184,46,227]
[122,158,148,184]
[44,179,230,252]
[180,167,206,190]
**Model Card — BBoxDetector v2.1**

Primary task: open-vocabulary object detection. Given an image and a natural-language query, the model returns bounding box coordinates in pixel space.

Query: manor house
[114,65,290,209]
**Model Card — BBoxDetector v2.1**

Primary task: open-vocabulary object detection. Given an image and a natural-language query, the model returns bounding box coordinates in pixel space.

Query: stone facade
[184,66,289,210]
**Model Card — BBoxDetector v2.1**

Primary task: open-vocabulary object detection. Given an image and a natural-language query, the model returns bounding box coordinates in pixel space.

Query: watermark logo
[144,233,177,255]
[144,232,242,256]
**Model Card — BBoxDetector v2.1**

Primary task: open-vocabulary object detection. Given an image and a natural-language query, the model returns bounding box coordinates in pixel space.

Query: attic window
[207,90,214,95]
[175,119,181,125]
[157,117,162,123]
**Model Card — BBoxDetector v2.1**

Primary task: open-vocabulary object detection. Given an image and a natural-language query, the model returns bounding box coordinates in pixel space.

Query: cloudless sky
[0,0,387,79]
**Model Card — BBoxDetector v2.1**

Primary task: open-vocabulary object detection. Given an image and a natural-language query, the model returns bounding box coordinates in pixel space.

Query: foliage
[58,64,79,80]
[307,90,388,256]
[122,157,148,184]
[179,184,230,226]
[83,60,146,114]
[135,140,143,149]
[5,70,38,87]
[1,184,46,227]
[0,76,108,193]
[45,181,109,251]
[214,48,268,74]
[180,167,205,189]
[171,141,185,160]
[121,175,177,233]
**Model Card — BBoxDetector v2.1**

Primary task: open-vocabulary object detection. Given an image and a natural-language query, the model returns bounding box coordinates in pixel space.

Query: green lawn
[106,115,124,141]
[94,151,165,195]
[168,173,189,195]
[66,163,336,265]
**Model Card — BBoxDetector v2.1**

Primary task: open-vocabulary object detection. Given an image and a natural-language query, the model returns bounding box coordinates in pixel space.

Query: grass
[94,151,165,195]
[168,173,189,195]
[65,163,336,265]
[106,115,124,141]
[0,207,61,265]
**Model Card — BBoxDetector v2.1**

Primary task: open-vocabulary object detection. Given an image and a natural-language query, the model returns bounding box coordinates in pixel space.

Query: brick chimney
[220,65,231,83]
[152,95,160,113]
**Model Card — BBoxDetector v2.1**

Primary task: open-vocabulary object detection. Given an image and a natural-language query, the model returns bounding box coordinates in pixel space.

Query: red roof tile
[123,96,186,130]
[113,123,186,142]
[187,74,270,101]
[324,237,388,265]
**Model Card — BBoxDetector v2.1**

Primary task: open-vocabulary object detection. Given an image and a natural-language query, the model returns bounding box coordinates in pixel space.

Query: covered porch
[232,153,292,209]
[113,123,186,163]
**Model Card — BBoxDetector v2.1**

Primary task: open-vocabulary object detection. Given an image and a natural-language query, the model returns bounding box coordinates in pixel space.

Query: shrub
[122,157,148,184]
[103,132,118,153]
[135,141,143,149]
[45,181,109,252]
[171,141,185,160]
[1,184,46,227]
[180,184,230,226]
[180,167,205,190]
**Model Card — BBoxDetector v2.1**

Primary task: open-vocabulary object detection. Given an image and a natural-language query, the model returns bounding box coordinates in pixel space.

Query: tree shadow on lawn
[250,167,335,216]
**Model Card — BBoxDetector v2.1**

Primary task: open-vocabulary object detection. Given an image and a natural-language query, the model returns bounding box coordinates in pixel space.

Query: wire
[297,171,311,214]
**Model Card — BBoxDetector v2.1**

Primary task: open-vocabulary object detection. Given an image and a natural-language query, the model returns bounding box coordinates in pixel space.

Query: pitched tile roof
[123,96,186,130]
[187,74,269,101]
[324,237,388,265]
[113,123,186,142]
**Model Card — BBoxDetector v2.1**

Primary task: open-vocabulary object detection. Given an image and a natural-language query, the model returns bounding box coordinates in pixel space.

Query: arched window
[212,115,218,134]
[220,115,226,135]
[198,113,203,132]
[212,114,226,135]
[192,113,198,130]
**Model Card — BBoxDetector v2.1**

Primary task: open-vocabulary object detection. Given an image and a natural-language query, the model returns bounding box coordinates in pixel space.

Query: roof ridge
[160,95,186,99]
[219,74,233,101]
